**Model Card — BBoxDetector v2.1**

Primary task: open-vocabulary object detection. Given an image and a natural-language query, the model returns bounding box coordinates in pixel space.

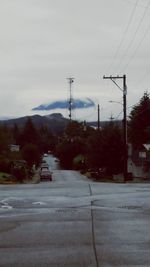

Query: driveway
[0,155,150,266]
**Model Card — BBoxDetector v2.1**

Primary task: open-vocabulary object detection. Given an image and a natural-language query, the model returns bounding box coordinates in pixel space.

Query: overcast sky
[0,0,150,121]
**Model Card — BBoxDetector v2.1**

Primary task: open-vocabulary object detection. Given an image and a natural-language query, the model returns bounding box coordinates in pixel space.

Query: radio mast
[67,78,74,121]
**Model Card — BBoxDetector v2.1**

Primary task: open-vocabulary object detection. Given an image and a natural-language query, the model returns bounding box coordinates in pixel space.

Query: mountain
[0,112,122,134]
[45,113,65,120]
[0,116,15,120]
[0,113,69,134]
[32,98,95,111]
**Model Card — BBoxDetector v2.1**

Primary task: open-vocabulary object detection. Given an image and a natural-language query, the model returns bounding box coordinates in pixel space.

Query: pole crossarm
[103,75,123,92]
[103,75,124,79]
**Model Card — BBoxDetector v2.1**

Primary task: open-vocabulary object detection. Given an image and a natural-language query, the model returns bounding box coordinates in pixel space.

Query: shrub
[0,156,11,173]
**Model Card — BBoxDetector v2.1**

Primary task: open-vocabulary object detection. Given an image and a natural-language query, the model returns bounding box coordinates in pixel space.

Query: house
[128,143,150,179]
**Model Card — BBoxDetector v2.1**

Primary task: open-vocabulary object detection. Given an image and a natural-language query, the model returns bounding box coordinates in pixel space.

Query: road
[0,155,150,267]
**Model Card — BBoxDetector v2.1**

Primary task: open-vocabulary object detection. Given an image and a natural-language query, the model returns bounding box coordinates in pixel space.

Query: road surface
[0,155,150,266]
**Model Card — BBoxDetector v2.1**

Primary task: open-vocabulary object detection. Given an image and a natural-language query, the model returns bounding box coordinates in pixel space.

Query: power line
[106,0,139,73]
[121,0,149,8]
[77,107,97,121]
[123,23,150,71]
[115,110,123,120]
[136,68,150,86]
[117,0,150,71]
[114,105,134,120]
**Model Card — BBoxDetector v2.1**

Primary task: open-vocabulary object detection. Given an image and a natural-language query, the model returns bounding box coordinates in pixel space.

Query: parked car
[41,162,49,169]
[88,168,106,180]
[40,169,52,181]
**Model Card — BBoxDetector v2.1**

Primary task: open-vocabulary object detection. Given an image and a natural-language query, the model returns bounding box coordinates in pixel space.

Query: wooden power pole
[103,74,127,182]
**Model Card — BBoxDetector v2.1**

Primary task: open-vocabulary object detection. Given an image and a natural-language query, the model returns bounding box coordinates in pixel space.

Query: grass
[0,172,17,184]
[0,171,37,184]
[0,172,11,179]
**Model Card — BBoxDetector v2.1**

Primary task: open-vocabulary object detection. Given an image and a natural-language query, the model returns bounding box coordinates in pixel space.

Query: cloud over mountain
[32,98,95,111]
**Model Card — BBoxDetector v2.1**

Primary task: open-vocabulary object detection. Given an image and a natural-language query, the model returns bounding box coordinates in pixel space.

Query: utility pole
[98,104,100,130]
[103,74,127,182]
[67,78,74,121]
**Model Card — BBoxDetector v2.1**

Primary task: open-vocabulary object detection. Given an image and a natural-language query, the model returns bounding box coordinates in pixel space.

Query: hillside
[0,113,69,134]
[0,113,122,134]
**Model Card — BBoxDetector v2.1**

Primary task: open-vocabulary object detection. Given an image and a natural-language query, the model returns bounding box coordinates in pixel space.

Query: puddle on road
[55,208,78,213]
[0,222,20,233]
[117,205,142,210]
[32,202,47,206]
[1,205,13,210]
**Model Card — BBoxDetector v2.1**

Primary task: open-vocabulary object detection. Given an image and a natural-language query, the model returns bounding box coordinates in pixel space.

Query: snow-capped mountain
[32,98,95,111]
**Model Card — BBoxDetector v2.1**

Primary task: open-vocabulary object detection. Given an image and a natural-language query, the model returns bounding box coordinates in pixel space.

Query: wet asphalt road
[0,155,150,266]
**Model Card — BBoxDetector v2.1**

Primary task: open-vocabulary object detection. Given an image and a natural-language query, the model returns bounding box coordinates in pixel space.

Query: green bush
[0,156,11,173]
[11,166,27,181]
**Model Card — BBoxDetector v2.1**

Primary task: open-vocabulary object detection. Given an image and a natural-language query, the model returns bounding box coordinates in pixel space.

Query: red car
[40,169,52,181]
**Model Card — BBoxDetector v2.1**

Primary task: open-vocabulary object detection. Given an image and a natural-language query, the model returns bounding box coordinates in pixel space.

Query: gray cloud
[0,0,150,120]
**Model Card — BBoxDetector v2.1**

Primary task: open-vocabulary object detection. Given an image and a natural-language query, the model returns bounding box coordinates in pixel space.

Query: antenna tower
[67,78,74,121]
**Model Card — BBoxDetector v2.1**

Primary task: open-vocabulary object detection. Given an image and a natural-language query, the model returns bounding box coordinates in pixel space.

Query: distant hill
[0,113,122,134]
[0,113,69,134]
[87,120,122,128]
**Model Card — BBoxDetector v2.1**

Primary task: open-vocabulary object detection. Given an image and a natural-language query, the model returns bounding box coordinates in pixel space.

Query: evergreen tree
[102,122,124,174]
[86,122,124,175]
[86,130,104,169]
[18,118,40,147]
[12,123,20,144]
[0,125,10,154]
[129,92,150,147]
[21,143,41,168]
[39,126,56,153]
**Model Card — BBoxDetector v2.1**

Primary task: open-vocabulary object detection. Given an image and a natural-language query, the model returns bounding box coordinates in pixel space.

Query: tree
[102,122,124,175]
[56,138,86,169]
[129,92,150,147]
[21,143,41,169]
[86,122,124,175]
[65,121,84,138]
[55,120,89,169]
[18,118,40,148]
[0,125,12,173]
[39,126,56,153]
[86,130,104,169]
[0,125,10,155]
[12,123,20,144]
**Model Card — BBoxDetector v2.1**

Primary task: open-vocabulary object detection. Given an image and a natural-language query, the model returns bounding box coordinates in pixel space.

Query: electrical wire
[123,23,150,71]
[113,104,135,120]
[115,110,123,120]
[77,107,97,121]
[136,67,150,86]
[116,0,150,72]
[121,0,149,8]
[106,0,139,73]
